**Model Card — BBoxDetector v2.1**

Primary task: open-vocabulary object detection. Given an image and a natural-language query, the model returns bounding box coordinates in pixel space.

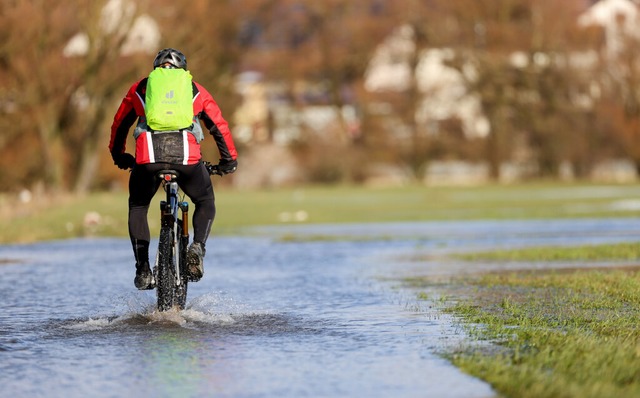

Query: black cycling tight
[127,161,215,263]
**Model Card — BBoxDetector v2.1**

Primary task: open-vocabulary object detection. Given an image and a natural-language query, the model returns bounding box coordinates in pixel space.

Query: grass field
[3,181,640,244]
[409,267,640,398]
[456,241,640,262]
[407,239,640,398]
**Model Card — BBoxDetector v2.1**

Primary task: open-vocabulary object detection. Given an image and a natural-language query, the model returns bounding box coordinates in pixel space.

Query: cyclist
[109,48,238,290]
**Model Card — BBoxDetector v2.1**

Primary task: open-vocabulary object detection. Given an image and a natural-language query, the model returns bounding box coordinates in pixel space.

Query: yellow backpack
[145,68,194,131]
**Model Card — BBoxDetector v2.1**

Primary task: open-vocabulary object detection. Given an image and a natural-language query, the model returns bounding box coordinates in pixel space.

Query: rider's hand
[114,153,136,170]
[217,158,238,175]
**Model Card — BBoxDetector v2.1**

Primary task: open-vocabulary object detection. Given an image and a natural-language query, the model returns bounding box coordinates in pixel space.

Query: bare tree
[0,0,244,193]
[1,0,152,192]
[420,0,602,179]
[70,1,153,193]
[2,0,81,191]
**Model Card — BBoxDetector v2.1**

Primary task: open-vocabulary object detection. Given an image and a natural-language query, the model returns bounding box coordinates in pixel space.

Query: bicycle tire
[156,225,176,311]
[174,230,189,310]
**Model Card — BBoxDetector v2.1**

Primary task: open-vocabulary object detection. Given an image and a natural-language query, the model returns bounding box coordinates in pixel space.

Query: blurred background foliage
[1,0,639,194]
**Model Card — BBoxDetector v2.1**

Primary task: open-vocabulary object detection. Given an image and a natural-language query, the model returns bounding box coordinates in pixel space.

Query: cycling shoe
[134,262,155,290]
[186,242,205,282]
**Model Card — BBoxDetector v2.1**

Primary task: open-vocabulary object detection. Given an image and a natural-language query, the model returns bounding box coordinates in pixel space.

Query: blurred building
[578,0,640,56]
[63,0,160,57]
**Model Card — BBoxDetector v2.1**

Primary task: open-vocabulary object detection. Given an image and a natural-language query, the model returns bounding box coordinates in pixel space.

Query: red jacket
[109,77,237,165]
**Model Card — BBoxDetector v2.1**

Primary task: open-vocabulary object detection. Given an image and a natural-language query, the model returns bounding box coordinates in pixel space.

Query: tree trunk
[73,98,111,194]
[37,122,64,192]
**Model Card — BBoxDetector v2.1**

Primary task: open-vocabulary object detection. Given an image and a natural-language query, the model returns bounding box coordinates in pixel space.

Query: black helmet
[153,48,187,70]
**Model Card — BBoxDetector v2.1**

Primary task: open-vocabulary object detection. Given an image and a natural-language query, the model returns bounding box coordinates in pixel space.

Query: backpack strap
[134,78,148,109]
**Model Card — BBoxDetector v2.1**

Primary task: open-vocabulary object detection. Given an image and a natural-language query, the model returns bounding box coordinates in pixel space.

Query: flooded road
[1,219,638,397]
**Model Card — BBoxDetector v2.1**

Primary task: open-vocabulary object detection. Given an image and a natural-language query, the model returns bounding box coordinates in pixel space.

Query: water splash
[62,291,266,331]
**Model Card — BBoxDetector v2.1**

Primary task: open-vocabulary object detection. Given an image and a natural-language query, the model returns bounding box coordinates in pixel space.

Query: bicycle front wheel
[156,226,176,312]
[173,229,189,310]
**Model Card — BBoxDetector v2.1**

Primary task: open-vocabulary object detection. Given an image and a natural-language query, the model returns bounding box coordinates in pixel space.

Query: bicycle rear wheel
[156,225,176,311]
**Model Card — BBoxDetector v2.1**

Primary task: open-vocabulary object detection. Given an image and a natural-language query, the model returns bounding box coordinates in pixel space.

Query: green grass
[407,239,640,396]
[456,242,640,262]
[3,181,640,244]
[411,267,640,398]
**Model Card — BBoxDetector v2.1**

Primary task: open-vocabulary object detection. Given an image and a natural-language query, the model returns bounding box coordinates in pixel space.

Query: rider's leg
[179,162,216,245]
[178,162,215,280]
[128,164,162,288]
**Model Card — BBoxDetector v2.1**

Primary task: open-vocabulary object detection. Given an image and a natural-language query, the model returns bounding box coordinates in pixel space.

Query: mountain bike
[153,162,221,312]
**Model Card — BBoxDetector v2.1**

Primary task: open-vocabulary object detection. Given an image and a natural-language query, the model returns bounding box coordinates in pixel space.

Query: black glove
[113,153,136,170]
[217,158,238,175]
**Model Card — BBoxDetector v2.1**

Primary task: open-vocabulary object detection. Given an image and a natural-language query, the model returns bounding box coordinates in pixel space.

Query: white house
[364,24,490,138]
[578,0,640,56]
[63,0,160,57]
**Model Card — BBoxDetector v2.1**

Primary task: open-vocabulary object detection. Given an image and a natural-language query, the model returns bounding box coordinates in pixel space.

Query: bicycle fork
[160,180,189,287]
[177,201,189,287]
